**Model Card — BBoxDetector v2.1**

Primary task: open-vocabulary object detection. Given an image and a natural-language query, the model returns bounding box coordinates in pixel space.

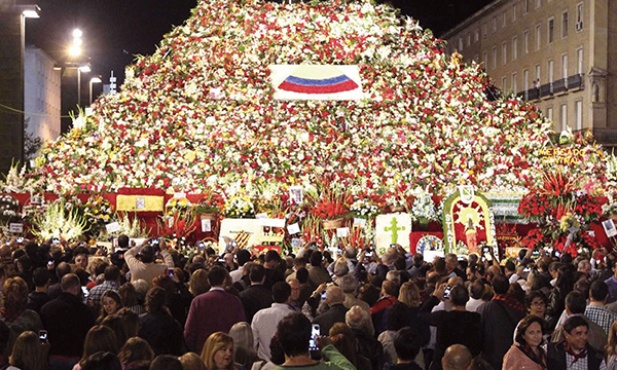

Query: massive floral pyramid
[34,0,606,198]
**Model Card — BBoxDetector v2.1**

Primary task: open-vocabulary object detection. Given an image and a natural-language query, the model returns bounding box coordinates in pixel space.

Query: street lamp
[89,76,102,104]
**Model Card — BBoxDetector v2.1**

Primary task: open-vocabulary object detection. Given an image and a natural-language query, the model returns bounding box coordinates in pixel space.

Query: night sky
[25,0,493,87]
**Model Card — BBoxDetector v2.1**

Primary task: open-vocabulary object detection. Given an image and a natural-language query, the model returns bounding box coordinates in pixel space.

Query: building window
[513,4,517,21]
[548,60,554,83]
[483,52,489,69]
[458,38,463,51]
[524,30,529,54]
[536,0,541,9]
[467,34,471,46]
[562,11,568,37]
[474,29,480,42]
[503,11,507,28]
[502,76,508,92]
[473,54,480,63]
[502,42,507,65]
[575,101,583,130]
[548,18,554,43]
[512,73,518,93]
[576,3,584,31]
[512,37,518,60]
[535,64,541,86]
[482,24,488,38]
[577,47,583,74]
[493,17,497,32]
[524,0,530,14]
[492,47,498,69]
[547,107,553,122]
[561,104,567,131]
[562,54,568,79]
[536,24,542,50]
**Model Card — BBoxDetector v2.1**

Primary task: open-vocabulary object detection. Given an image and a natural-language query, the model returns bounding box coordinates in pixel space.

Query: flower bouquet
[195,189,225,215]
[309,189,351,230]
[159,196,197,241]
[82,194,114,238]
[31,199,89,241]
[349,199,379,220]
[410,188,438,228]
[0,194,20,224]
[223,194,255,219]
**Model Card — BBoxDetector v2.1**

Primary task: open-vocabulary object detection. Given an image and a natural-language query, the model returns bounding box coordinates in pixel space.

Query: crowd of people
[0,234,616,370]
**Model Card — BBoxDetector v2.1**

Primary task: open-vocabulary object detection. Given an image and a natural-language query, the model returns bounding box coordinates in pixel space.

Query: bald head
[442,344,472,370]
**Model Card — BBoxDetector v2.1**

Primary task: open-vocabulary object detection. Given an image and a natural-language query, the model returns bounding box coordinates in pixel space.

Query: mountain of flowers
[31,0,606,202]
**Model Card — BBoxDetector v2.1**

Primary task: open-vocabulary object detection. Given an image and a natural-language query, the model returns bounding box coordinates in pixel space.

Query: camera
[150,238,159,246]
[167,268,174,277]
[197,241,205,250]
[309,324,320,351]
[39,330,47,344]
[47,260,54,267]
[52,237,60,245]
[443,285,452,299]
[16,237,24,243]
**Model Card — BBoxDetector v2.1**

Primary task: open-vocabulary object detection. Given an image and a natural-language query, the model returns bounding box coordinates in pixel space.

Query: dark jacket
[547,341,604,370]
[313,303,349,336]
[239,284,273,323]
[477,299,525,370]
[352,328,386,370]
[40,292,94,357]
[139,311,184,356]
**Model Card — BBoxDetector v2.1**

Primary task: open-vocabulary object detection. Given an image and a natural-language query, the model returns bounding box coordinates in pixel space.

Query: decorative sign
[105,222,120,233]
[287,223,301,235]
[538,147,604,165]
[9,223,23,233]
[442,190,496,255]
[375,213,412,254]
[201,218,212,232]
[603,219,617,238]
[270,65,363,101]
[255,213,268,219]
[336,227,350,237]
[353,218,367,228]
[173,192,186,199]
[259,218,286,228]
[289,186,303,205]
[219,218,284,254]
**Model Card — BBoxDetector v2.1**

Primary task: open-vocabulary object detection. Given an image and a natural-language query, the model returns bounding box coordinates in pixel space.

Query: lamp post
[89,76,101,104]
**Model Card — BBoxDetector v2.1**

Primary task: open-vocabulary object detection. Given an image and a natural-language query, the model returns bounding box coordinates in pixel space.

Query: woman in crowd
[200,332,238,370]
[525,291,548,319]
[503,315,547,370]
[7,331,49,370]
[118,336,155,369]
[74,325,119,370]
[139,286,183,356]
[228,322,257,369]
[329,323,371,370]
[119,283,144,315]
[0,276,42,352]
[189,269,210,297]
[179,352,207,370]
[97,290,123,324]
[546,265,577,331]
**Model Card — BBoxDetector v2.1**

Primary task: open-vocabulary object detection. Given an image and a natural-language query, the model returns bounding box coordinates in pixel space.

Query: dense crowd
[0,235,615,370]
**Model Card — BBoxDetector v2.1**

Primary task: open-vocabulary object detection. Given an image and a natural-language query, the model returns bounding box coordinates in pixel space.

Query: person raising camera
[124,237,174,289]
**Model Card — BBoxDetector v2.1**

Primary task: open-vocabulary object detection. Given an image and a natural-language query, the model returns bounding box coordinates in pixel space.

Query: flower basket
[323,218,344,230]
[200,213,218,221]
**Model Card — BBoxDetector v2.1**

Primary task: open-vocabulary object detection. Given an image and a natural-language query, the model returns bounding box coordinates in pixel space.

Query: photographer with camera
[124,237,174,289]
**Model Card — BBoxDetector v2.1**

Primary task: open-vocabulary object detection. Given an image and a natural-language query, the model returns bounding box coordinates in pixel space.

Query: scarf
[564,341,588,364]
[492,293,525,312]
[518,343,547,370]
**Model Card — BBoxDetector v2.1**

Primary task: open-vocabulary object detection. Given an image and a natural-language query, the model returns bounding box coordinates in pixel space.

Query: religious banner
[442,188,497,255]
[375,213,412,254]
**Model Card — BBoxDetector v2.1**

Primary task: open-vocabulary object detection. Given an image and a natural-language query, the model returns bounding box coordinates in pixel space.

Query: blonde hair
[607,321,617,356]
[180,352,207,370]
[398,281,421,308]
[189,269,210,296]
[200,332,235,370]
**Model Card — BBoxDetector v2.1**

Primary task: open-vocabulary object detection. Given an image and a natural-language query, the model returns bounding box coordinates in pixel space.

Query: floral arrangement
[195,189,225,214]
[349,199,379,219]
[410,188,438,223]
[160,196,197,239]
[0,195,20,223]
[27,0,606,200]
[309,189,351,220]
[224,194,255,219]
[518,171,606,255]
[82,194,114,237]
[30,199,89,241]
[117,212,150,238]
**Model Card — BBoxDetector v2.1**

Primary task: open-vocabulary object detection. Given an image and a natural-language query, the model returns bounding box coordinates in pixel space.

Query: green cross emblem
[384,217,406,244]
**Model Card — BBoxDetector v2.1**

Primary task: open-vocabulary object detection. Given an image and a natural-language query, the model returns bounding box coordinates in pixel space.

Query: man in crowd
[40,273,95,370]
[441,344,472,370]
[548,315,606,370]
[239,264,273,323]
[86,264,121,311]
[184,266,245,352]
[313,285,348,336]
[252,281,295,361]
[585,280,617,335]
[124,237,174,287]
